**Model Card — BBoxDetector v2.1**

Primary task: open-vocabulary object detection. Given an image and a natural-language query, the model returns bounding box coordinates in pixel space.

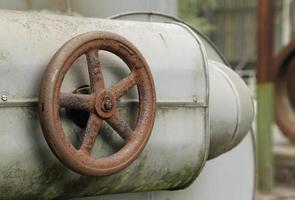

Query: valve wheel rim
[275,40,295,141]
[39,31,156,176]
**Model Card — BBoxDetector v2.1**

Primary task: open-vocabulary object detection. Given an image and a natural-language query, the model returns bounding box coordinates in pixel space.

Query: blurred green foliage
[178,0,216,33]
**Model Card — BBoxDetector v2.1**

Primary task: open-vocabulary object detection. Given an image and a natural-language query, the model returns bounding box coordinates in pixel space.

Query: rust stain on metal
[275,40,295,141]
[39,31,156,176]
[257,0,275,83]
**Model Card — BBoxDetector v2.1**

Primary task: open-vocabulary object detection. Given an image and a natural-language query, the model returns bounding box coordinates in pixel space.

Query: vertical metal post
[257,0,274,192]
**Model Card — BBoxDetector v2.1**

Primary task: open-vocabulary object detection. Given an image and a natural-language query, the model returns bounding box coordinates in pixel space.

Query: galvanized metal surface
[106,13,256,200]
[0,9,208,199]
[110,12,230,66]
[275,39,295,141]
[110,12,254,159]
[0,9,255,200]
[208,61,254,159]
[74,130,256,200]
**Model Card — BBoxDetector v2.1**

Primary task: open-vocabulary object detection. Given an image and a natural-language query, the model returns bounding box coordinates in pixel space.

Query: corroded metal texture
[39,31,156,176]
[257,0,275,83]
[275,40,295,141]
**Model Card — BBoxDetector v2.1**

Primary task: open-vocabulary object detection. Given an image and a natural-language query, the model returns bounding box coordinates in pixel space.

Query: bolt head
[192,96,198,103]
[1,95,7,101]
[102,97,113,111]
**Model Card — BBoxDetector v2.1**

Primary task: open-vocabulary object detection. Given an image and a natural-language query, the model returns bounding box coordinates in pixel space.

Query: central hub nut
[102,96,113,112]
[95,91,116,118]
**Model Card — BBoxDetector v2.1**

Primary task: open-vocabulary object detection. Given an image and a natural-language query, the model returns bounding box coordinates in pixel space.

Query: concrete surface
[256,185,295,200]
[256,125,295,200]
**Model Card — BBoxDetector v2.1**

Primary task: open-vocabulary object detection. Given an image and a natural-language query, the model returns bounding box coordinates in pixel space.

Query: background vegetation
[178,0,217,33]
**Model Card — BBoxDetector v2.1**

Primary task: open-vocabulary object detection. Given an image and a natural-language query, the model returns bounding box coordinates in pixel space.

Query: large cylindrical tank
[110,12,254,160]
[0,10,253,200]
[107,12,256,200]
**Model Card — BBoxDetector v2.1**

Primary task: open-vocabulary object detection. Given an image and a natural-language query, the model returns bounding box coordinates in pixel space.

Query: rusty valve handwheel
[39,31,156,176]
[275,40,295,141]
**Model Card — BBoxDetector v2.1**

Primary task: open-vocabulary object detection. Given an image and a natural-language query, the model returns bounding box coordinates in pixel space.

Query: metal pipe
[257,0,275,192]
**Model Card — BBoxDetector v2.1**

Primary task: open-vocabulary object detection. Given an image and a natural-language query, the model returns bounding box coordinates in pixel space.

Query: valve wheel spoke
[86,49,105,92]
[106,111,133,140]
[60,93,95,112]
[109,72,137,100]
[79,113,102,154]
